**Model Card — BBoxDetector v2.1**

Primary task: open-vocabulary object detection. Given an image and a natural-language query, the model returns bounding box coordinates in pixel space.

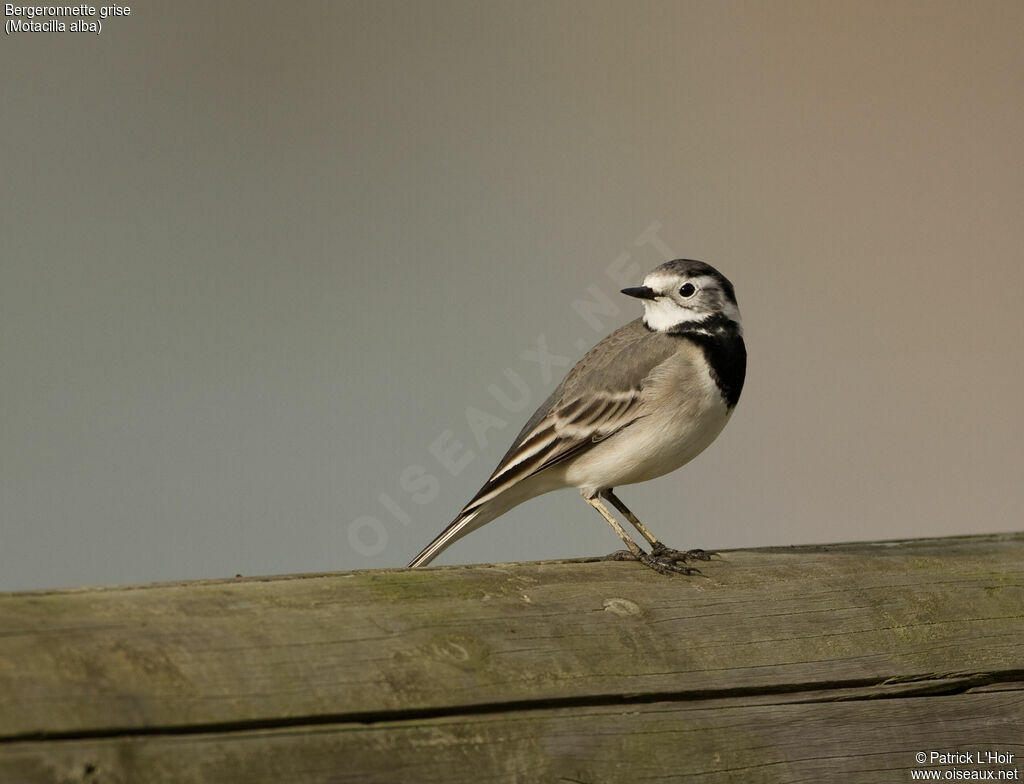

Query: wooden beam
[1,534,1022,782]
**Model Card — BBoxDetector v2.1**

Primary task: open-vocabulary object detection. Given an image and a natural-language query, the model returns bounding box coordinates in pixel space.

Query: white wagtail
[408,259,746,575]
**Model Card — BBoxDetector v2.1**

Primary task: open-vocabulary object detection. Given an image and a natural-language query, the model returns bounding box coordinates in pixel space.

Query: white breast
[564,345,732,495]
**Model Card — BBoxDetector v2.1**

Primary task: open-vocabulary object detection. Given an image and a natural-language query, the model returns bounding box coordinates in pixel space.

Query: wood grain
[1,534,1022,782]
[2,690,1021,783]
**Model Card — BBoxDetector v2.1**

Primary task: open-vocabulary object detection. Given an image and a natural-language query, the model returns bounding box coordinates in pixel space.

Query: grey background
[2,1,1022,592]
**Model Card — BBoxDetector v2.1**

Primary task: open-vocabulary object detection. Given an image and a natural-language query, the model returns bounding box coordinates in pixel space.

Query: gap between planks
[4,670,1022,745]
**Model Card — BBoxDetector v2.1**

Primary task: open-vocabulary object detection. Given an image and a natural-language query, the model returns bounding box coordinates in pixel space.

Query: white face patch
[642,271,682,292]
[637,273,742,332]
[641,297,704,331]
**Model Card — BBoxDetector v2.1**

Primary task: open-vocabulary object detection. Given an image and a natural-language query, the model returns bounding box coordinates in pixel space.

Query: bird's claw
[650,542,717,562]
[640,551,703,576]
[602,545,709,576]
[600,549,638,562]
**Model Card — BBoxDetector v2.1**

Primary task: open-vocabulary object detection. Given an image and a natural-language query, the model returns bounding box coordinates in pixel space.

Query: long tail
[407,509,484,567]
[407,470,559,567]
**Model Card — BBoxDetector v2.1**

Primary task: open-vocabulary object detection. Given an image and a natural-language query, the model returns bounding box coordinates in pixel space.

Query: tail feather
[408,470,565,567]
[407,509,484,567]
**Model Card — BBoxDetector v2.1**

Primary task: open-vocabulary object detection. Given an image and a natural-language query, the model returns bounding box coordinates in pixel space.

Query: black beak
[621,285,657,300]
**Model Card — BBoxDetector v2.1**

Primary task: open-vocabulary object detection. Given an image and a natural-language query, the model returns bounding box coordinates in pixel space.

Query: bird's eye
[679,283,697,298]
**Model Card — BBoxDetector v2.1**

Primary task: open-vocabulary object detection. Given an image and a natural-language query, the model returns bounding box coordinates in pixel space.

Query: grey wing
[459,320,678,515]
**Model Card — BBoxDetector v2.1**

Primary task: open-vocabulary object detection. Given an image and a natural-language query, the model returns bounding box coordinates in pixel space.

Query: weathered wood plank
[1,534,1022,740]
[2,689,1021,783]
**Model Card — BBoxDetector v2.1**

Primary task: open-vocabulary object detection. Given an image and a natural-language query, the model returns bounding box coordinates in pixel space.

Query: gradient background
[3,1,1022,591]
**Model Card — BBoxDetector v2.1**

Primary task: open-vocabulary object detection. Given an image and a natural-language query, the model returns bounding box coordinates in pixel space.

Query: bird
[408,259,746,575]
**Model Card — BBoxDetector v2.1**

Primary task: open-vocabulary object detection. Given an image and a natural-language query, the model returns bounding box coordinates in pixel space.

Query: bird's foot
[600,549,638,562]
[602,545,706,576]
[639,550,703,576]
[650,542,717,562]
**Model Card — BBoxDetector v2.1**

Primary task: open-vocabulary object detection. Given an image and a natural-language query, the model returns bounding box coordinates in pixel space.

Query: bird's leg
[583,495,645,559]
[600,489,659,547]
[600,489,715,564]
[583,492,700,576]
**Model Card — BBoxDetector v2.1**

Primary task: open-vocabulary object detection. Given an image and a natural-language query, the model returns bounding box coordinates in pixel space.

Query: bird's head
[622,259,742,333]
